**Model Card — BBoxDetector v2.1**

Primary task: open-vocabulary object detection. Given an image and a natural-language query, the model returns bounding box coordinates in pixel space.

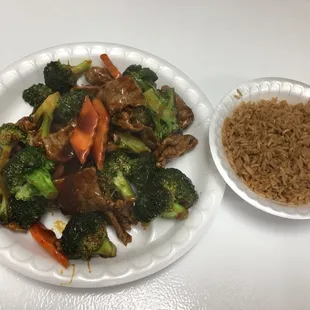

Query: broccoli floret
[97,172,120,201]
[123,65,158,92]
[3,146,57,201]
[99,150,135,199]
[127,153,158,192]
[54,89,90,124]
[115,132,150,154]
[143,86,180,139]
[0,175,44,228]
[134,184,188,223]
[9,198,45,229]
[134,185,169,223]
[44,59,92,94]
[133,168,198,223]
[22,83,53,110]
[0,123,26,146]
[60,212,117,260]
[32,92,60,138]
[0,123,27,171]
[154,168,199,209]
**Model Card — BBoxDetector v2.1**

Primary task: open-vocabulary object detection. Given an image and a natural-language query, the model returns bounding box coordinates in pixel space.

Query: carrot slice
[30,223,69,268]
[92,98,110,170]
[70,96,98,164]
[100,54,121,79]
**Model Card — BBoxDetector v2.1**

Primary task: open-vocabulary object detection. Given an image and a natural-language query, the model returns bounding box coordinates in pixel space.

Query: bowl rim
[209,76,310,220]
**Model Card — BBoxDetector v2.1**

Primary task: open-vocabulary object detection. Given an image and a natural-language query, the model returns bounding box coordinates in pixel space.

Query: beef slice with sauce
[97,76,146,116]
[55,167,133,245]
[56,167,111,215]
[138,127,159,151]
[161,85,194,129]
[154,133,198,167]
[85,66,113,86]
[111,108,145,132]
[111,106,155,133]
[42,121,76,163]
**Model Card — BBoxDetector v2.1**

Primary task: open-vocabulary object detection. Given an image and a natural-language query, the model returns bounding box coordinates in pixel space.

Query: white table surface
[1,0,310,309]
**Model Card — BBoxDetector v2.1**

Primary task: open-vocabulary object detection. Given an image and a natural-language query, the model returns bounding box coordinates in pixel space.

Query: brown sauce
[60,264,76,286]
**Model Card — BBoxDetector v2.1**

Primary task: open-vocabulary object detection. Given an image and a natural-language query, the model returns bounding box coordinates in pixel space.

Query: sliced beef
[42,121,76,163]
[97,76,146,115]
[112,108,144,132]
[104,210,132,246]
[52,164,65,180]
[85,66,113,86]
[113,198,137,230]
[56,167,110,215]
[55,167,134,245]
[161,85,194,129]
[111,106,154,132]
[154,133,198,167]
[16,116,36,132]
[138,128,159,151]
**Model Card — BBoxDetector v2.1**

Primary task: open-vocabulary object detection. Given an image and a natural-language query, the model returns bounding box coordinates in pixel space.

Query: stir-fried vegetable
[133,168,198,223]
[32,92,60,138]
[0,123,26,171]
[60,212,116,260]
[30,223,70,268]
[44,59,92,94]
[100,54,121,79]
[123,64,158,92]
[3,146,57,201]
[22,83,53,111]
[115,132,151,153]
[143,86,180,139]
[91,97,110,170]
[70,96,98,164]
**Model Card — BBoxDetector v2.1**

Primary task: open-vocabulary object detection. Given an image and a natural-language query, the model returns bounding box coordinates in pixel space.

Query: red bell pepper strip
[70,96,98,165]
[92,97,110,170]
[100,54,121,79]
[30,223,69,268]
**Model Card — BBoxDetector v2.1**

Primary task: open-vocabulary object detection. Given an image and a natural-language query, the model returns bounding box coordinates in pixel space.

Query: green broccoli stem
[0,145,13,171]
[143,88,165,139]
[71,60,92,76]
[26,168,58,199]
[143,87,179,139]
[113,171,135,199]
[161,202,189,220]
[160,87,178,133]
[118,132,150,153]
[39,114,53,138]
[95,238,117,258]
[33,92,60,138]
[33,92,60,124]
[131,72,151,92]
[0,176,9,223]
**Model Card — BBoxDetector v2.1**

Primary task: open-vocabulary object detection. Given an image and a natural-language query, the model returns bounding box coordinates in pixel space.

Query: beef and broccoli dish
[0,54,199,268]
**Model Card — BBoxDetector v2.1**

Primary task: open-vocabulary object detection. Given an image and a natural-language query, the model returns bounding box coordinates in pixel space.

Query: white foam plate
[0,42,225,287]
[210,77,310,220]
